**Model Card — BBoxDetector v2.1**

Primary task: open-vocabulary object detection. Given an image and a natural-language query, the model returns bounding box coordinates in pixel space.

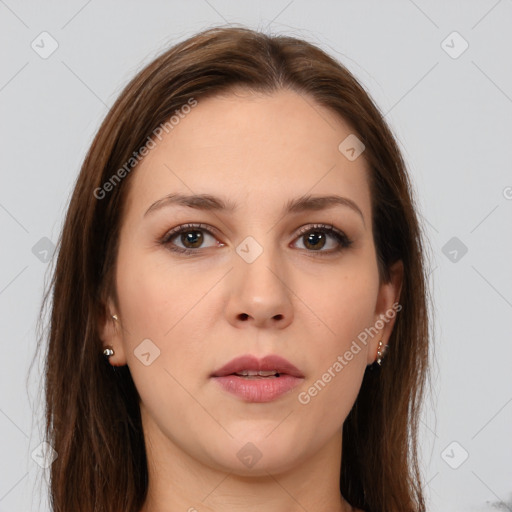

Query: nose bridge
[235,232,286,294]
[226,230,294,326]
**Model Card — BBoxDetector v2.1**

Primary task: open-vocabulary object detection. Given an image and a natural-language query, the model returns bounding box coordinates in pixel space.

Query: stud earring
[112,314,118,321]
[103,345,115,357]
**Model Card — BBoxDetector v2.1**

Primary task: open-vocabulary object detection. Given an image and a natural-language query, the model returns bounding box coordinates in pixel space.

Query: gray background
[1,1,511,511]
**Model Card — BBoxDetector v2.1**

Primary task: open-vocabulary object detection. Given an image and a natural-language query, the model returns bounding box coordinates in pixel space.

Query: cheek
[115,245,217,384]
[309,255,380,346]
[114,249,215,438]
[116,243,208,339]
[296,253,379,403]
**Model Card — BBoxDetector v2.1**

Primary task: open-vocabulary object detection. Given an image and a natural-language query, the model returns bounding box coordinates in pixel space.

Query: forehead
[124,88,371,220]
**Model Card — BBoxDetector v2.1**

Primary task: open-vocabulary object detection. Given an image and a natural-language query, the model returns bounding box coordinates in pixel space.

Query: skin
[99,88,403,512]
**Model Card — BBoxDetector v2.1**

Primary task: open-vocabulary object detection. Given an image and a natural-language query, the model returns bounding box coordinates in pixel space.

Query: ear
[367,260,404,365]
[98,296,127,366]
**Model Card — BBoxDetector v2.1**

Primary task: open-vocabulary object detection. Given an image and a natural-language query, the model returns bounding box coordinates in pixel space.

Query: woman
[36,26,431,512]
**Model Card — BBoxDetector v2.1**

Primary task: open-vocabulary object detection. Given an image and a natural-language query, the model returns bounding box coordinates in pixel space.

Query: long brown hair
[34,25,432,512]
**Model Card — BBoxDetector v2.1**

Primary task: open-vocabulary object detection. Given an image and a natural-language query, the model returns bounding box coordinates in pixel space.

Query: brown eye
[178,230,204,249]
[160,222,353,257]
[293,224,353,255]
[161,224,220,254]
[302,231,327,250]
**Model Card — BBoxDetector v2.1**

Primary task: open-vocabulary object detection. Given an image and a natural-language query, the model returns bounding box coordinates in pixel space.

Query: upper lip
[211,354,304,378]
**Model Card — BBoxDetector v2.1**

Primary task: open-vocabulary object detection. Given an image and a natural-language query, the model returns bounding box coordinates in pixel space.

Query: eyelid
[162,222,217,240]
[295,222,343,239]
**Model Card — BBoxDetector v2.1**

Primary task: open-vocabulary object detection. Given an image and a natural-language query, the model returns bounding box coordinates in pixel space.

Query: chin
[203,428,309,476]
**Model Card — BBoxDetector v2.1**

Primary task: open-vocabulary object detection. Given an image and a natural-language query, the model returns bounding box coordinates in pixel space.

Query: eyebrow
[144,193,365,224]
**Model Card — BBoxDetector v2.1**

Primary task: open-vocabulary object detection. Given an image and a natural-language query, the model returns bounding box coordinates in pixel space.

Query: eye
[292,223,353,255]
[160,222,353,256]
[160,223,222,255]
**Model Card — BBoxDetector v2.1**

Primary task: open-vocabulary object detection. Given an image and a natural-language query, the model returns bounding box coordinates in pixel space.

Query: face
[99,88,402,476]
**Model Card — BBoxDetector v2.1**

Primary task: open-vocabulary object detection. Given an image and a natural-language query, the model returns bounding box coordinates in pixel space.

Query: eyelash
[159,223,353,256]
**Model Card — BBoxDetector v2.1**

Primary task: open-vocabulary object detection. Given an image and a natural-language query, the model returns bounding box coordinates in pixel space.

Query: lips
[210,354,304,378]
[210,354,304,403]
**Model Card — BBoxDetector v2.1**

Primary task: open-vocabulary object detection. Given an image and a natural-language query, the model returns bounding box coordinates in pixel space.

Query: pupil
[182,231,203,248]
[305,232,325,250]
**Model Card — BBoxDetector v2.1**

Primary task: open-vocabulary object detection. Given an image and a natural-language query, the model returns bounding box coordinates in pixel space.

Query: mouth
[210,354,304,403]
[230,369,282,379]
[210,354,304,378]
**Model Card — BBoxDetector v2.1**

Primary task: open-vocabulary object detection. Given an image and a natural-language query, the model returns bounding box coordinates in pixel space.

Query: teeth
[235,370,279,377]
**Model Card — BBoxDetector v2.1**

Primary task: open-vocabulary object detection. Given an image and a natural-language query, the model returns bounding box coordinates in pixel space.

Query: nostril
[239,313,249,320]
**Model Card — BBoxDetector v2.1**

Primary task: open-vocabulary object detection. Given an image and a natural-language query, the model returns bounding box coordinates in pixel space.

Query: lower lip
[211,375,303,403]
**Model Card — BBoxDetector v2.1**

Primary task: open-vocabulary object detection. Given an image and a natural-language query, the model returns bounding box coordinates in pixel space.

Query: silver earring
[103,345,115,357]
[104,315,118,357]
[376,339,386,366]
[103,315,119,357]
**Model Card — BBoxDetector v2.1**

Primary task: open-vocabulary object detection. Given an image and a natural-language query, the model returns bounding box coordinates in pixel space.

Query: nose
[224,243,294,329]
